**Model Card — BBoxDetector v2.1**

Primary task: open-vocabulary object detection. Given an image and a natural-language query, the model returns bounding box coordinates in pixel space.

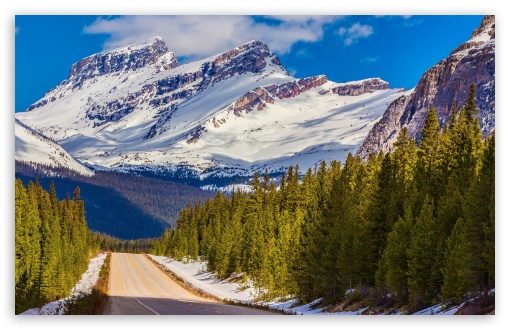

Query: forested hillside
[151,84,495,313]
[15,166,216,239]
[15,179,100,314]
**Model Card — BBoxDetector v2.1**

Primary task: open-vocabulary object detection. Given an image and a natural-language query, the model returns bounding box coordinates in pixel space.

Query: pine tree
[367,152,396,277]
[416,105,441,204]
[18,181,42,311]
[392,127,417,213]
[463,132,495,293]
[377,215,412,307]
[407,196,438,311]
[441,217,475,303]
[463,83,478,123]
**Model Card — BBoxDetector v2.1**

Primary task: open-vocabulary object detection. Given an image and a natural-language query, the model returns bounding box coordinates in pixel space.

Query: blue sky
[15,15,484,113]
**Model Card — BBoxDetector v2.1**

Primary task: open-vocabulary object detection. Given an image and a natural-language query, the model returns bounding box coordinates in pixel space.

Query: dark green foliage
[407,196,438,310]
[377,216,411,307]
[150,85,494,313]
[93,233,156,253]
[15,179,100,314]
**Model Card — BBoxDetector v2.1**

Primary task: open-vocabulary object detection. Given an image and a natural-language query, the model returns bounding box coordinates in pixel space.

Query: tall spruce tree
[416,105,441,204]
[407,196,438,311]
[377,215,412,307]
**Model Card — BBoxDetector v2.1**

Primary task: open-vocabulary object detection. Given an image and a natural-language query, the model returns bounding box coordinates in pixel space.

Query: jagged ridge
[16,37,406,184]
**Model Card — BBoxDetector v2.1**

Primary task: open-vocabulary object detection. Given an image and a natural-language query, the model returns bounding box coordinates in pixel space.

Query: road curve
[104,252,275,315]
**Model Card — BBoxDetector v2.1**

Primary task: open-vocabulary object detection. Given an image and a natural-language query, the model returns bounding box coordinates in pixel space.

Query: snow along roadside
[148,254,355,315]
[147,254,478,315]
[20,252,107,315]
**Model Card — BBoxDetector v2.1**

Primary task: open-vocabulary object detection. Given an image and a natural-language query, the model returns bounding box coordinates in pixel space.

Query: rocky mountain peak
[470,15,495,40]
[199,40,288,88]
[213,40,265,64]
[357,15,495,160]
[67,36,178,86]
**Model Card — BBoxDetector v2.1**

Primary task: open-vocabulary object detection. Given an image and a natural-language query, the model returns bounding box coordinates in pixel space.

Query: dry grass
[455,293,495,315]
[65,251,111,315]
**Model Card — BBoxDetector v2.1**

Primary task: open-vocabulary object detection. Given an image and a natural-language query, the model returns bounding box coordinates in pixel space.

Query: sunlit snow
[15,119,94,176]
[148,254,474,315]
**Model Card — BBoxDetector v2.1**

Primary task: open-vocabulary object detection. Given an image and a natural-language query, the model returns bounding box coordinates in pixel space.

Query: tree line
[15,166,216,239]
[92,233,155,253]
[15,179,100,314]
[150,83,495,313]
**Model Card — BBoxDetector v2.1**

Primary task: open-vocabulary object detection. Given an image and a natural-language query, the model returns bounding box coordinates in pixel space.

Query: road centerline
[117,253,159,315]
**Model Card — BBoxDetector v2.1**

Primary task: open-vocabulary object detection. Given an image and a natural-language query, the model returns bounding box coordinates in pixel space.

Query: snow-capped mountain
[15,119,93,176]
[356,15,495,160]
[16,37,407,181]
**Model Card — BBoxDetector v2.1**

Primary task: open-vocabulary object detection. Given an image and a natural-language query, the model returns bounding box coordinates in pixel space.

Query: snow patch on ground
[20,252,107,315]
[148,255,372,315]
[413,303,464,315]
[148,254,478,315]
[149,255,258,302]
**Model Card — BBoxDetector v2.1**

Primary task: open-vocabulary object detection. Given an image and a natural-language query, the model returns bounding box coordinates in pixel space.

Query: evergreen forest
[15,166,216,239]
[15,179,101,314]
[150,84,495,313]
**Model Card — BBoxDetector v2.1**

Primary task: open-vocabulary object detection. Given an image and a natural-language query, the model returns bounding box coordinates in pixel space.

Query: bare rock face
[233,87,275,116]
[331,78,389,96]
[68,37,178,87]
[200,41,286,88]
[356,95,411,158]
[186,125,206,144]
[356,15,495,160]
[231,75,328,116]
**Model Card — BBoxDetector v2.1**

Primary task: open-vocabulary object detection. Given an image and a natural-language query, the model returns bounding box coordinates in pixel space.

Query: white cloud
[295,48,311,58]
[361,56,380,63]
[338,23,373,45]
[403,18,423,28]
[83,15,338,60]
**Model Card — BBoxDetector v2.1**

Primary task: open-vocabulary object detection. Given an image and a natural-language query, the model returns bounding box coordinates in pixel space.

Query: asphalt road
[104,252,275,315]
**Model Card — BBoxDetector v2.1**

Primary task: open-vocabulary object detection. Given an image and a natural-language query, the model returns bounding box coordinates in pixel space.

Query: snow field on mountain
[16,37,406,181]
[193,84,404,172]
[15,119,93,176]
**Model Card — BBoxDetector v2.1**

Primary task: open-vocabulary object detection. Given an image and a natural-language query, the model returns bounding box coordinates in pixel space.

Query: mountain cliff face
[356,15,495,160]
[16,37,406,183]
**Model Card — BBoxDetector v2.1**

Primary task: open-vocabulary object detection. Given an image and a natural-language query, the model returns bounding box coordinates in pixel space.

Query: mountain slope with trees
[151,84,495,314]
[15,164,215,239]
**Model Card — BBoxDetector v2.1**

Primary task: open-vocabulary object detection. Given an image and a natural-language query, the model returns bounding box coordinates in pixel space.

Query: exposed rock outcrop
[331,78,389,96]
[230,75,328,116]
[355,95,411,158]
[356,15,495,160]
[28,37,179,112]
[68,37,178,83]
[199,40,287,89]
